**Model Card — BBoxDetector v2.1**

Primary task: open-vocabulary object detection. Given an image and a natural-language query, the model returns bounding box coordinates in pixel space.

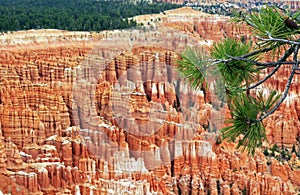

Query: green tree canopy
[0,0,182,32]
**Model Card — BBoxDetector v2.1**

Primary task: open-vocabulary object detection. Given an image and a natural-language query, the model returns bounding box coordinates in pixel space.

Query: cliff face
[0,9,299,195]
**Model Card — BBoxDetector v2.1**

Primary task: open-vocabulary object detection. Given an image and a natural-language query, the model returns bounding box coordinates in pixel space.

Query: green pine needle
[211,38,258,86]
[177,47,209,90]
[221,91,280,155]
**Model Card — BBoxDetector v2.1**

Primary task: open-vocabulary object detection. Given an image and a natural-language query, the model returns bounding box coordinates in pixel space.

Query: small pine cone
[285,18,298,29]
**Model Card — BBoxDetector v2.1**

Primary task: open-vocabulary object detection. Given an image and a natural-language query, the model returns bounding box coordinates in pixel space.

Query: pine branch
[178,5,300,155]
[257,35,300,45]
[207,44,287,69]
[257,45,299,121]
[240,45,280,58]
[204,59,229,67]
[247,45,295,89]
[247,64,281,90]
[225,54,296,67]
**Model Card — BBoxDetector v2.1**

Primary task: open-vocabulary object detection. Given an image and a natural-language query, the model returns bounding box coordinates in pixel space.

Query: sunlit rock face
[0,7,299,195]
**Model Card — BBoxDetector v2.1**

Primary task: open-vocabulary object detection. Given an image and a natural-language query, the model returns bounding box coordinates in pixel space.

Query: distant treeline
[0,0,182,32]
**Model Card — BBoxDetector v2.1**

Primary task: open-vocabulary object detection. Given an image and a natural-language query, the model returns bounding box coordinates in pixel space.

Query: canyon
[0,7,299,195]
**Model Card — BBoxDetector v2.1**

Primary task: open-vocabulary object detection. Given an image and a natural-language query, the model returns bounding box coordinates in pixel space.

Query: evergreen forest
[0,0,182,32]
